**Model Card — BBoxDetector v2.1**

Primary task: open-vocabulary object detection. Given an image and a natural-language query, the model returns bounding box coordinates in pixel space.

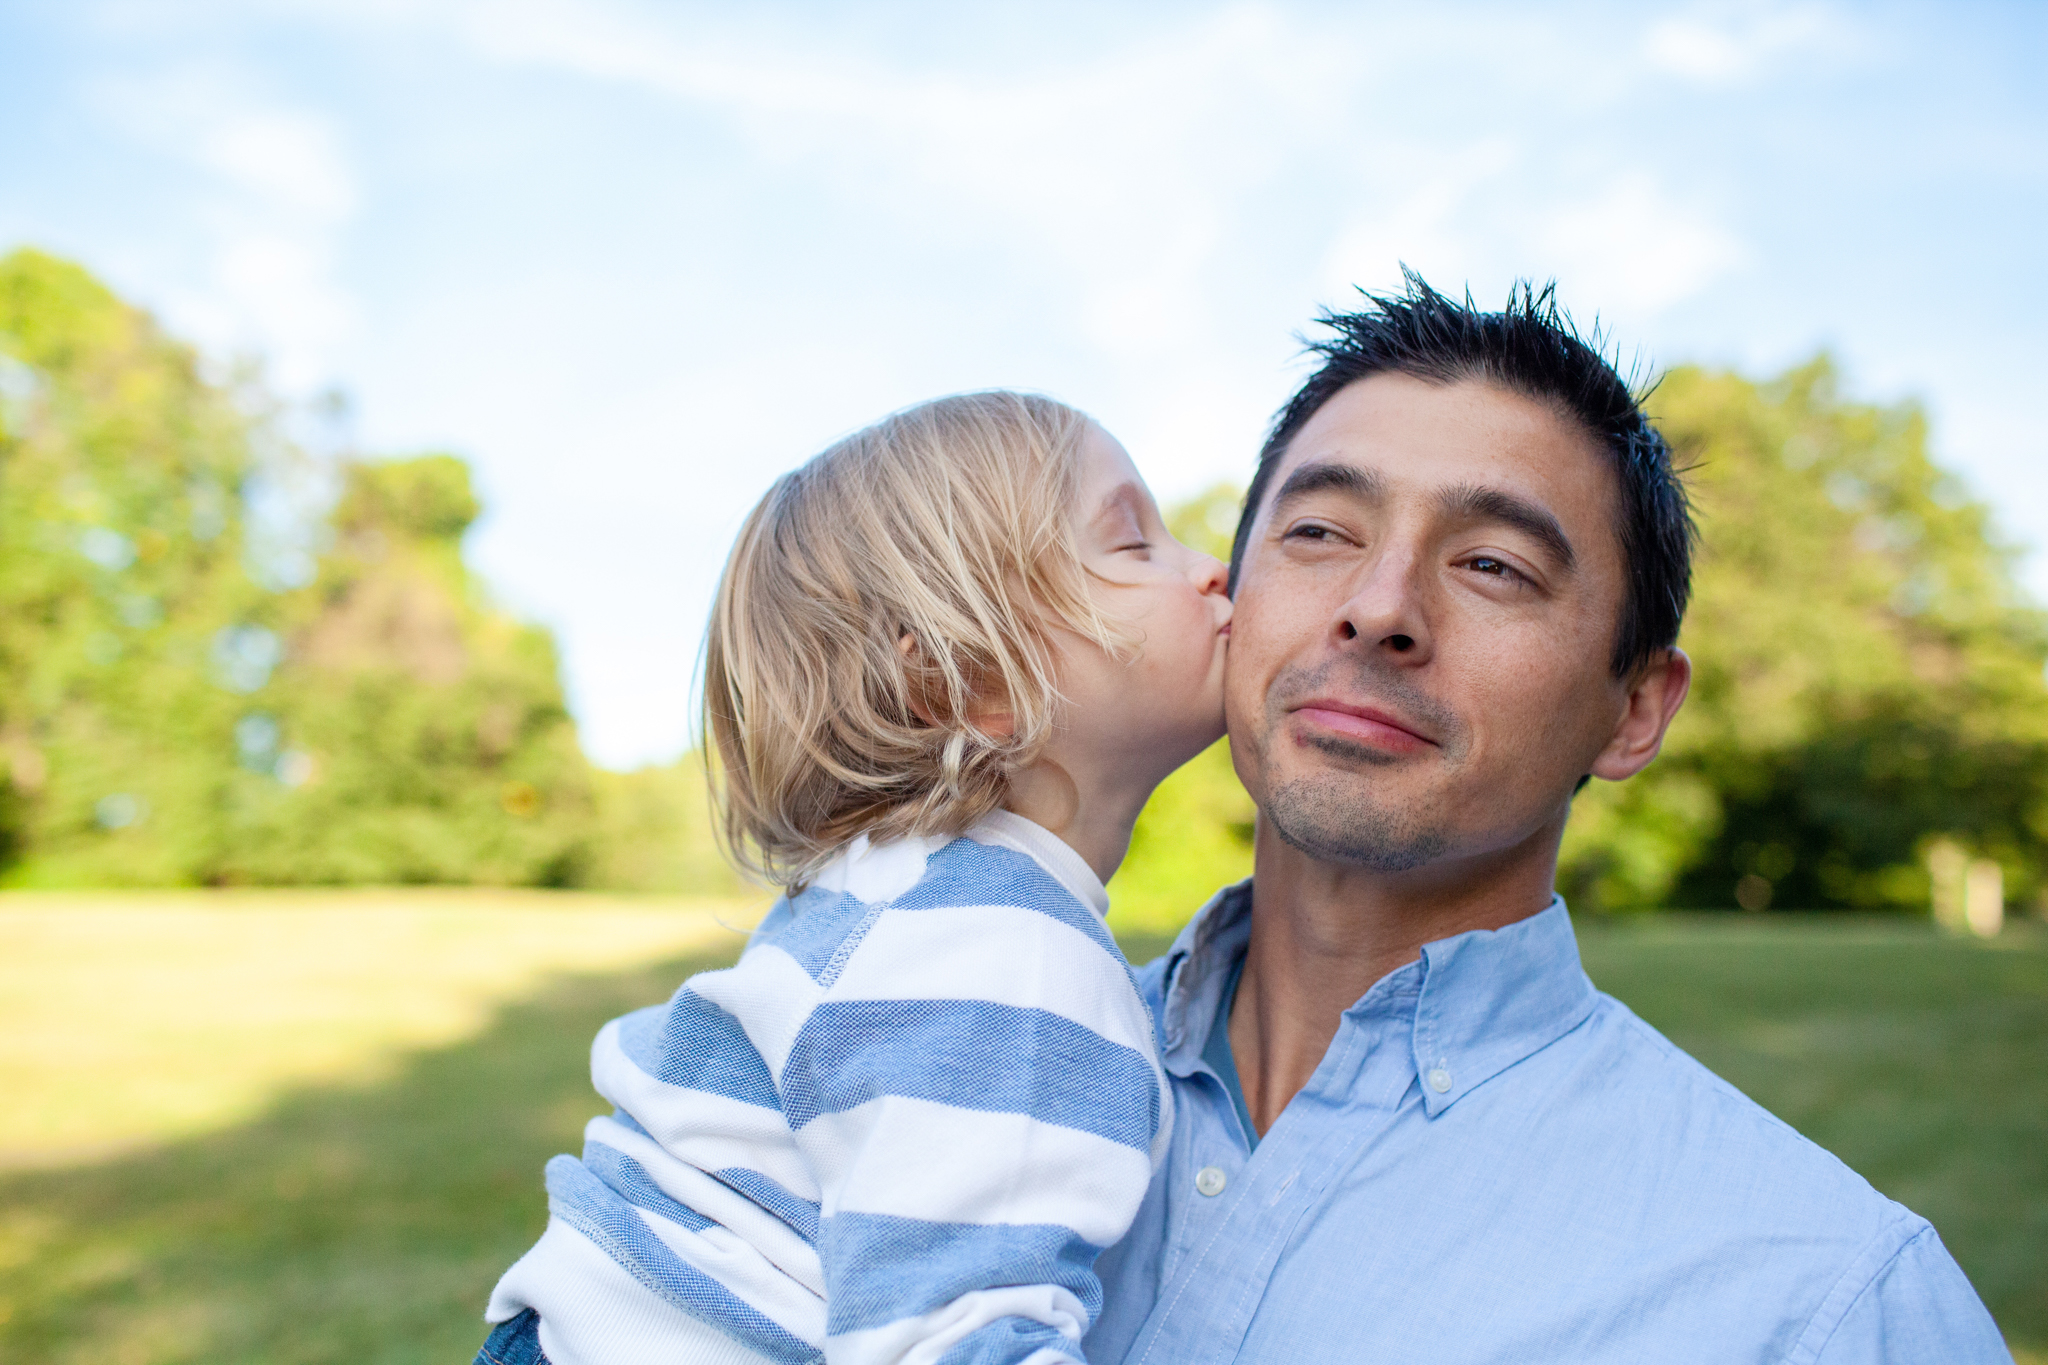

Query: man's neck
[1229,814,1564,1135]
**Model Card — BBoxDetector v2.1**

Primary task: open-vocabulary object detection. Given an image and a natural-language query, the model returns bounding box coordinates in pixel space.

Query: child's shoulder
[745,830,946,961]
[748,817,1125,988]
[900,831,1108,927]
[921,809,1116,932]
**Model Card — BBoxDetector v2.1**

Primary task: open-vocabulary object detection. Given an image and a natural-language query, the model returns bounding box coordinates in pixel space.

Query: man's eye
[1284,524,1340,542]
[1469,556,1524,582]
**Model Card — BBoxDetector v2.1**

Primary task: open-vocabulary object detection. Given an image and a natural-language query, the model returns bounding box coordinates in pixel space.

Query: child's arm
[716,879,1166,1364]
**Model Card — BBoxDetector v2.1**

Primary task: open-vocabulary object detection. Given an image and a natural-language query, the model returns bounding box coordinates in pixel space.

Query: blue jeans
[474,1309,548,1365]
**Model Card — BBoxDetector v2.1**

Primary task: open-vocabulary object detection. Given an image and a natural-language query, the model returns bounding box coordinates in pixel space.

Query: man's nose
[1333,544,1433,664]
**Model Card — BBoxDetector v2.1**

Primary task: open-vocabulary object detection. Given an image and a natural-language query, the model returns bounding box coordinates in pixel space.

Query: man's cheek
[1462,659,1556,765]
[1492,665,1600,777]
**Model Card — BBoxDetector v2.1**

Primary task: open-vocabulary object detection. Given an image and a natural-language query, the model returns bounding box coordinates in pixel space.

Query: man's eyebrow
[1269,461,1383,510]
[1437,483,1577,572]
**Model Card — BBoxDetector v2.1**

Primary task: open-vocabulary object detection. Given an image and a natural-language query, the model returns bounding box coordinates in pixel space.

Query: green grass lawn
[0,902,2040,1362]
[0,891,757,1165]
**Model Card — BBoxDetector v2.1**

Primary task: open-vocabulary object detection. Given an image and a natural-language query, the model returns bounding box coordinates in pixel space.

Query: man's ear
[896,632,1017,739]
[1589,647,1691,783]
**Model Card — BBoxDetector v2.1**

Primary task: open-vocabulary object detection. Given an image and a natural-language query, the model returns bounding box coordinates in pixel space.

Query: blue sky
[3,1,2042,766]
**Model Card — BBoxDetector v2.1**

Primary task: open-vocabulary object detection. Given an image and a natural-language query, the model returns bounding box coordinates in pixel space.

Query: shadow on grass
[3,922,2040,1362]
[0,946,740,1365]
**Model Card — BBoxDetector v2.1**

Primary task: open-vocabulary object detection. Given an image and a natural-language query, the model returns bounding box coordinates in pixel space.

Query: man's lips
[1290,699,1436,753]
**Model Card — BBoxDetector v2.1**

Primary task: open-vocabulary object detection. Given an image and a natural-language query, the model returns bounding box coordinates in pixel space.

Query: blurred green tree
[10,249,2042,913]
[208,454,599,885]
[0,248,278,883]
[0,248,599,887]
[583,757,745,897]
[1563,360,2048,911]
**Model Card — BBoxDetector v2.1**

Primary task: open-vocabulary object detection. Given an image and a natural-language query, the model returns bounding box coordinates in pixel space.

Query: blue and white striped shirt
[489,811,1170,1365]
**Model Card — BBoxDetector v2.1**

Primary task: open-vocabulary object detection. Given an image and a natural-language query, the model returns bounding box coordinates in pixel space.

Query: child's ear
[897,632,1016,739]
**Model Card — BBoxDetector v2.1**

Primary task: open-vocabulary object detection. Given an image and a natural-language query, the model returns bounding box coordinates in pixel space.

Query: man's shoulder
[1461,992,2007,1358]
[1559,989,1924,1238]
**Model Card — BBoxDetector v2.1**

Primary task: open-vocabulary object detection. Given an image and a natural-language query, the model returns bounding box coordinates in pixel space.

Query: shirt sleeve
[1809,1226,2013,1365]
[777,896,1167,1365]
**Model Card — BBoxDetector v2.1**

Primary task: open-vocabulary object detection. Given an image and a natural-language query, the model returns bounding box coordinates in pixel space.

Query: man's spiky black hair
[1231,268,1696,678]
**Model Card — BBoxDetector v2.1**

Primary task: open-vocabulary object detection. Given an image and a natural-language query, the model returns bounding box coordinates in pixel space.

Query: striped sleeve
[770,837,1167,1365]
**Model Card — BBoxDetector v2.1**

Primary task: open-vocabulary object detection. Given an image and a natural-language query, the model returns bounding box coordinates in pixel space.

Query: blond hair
[703,391,1123,888]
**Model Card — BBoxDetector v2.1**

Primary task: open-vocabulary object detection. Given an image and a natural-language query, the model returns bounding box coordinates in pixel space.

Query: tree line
[0,248,733,895]
[3,248,2044,921]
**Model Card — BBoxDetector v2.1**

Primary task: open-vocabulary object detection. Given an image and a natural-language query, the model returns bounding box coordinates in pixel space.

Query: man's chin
[1263,778,1448,873]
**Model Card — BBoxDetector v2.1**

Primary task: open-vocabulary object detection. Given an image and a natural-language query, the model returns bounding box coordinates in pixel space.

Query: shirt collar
[1409,896,1597,1115]
[1156,879,1256,1061]
[1157,885,1599,1117]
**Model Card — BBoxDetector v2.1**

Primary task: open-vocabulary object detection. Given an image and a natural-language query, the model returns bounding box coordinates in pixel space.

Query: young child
[479,391,1232,1365]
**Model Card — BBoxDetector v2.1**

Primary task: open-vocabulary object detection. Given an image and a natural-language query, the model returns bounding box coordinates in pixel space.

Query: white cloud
[380,0,1345,493]
[209,230,356,369]
[199,111,356,220]
[1318,140,1522,301]
[1538,176,1749,315]
[198,0,1763,761]
[1644,3,1853,85]
[87,69,358,390]
[38,0,2022,764]
[1322,158,1747,322]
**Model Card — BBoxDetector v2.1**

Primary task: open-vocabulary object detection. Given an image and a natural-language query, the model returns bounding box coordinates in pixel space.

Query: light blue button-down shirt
[1088,884,2010,1364]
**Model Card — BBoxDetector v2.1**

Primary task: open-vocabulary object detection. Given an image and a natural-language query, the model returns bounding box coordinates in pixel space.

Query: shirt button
[1195,1165,1228,1196]
[1426,1067,1453,1094]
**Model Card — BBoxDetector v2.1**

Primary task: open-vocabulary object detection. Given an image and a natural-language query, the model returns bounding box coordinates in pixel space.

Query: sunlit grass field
[0,895,2041,1363]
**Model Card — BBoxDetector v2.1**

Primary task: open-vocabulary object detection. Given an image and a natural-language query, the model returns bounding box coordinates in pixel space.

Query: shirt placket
[1129,1009,1404,1365]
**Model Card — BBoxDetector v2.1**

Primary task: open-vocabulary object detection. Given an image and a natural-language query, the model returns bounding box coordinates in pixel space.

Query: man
[1085,275,2009,1363]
